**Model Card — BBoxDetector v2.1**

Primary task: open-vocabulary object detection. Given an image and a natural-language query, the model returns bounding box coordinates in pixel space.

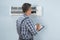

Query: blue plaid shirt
[16,14,37,39]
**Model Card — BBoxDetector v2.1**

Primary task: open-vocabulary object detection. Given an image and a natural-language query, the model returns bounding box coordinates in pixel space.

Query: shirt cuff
[35,25,38,32]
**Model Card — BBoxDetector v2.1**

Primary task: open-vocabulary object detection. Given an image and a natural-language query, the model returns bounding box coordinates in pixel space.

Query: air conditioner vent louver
[11,6,36,15]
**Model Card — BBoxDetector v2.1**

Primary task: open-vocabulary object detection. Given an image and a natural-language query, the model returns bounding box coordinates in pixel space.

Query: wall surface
[0,0,60,40]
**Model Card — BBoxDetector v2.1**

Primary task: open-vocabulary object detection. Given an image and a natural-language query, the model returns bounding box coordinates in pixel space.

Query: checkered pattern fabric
[16,14,37,39]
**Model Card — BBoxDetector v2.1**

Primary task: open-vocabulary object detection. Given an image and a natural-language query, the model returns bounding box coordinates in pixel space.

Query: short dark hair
[22,3,31,13]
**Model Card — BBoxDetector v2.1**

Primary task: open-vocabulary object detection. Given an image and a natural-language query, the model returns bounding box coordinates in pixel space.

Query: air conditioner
[10,6,42,16]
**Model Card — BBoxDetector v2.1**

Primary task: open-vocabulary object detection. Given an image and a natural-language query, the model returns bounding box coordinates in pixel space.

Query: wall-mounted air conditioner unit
[10,6,42,16]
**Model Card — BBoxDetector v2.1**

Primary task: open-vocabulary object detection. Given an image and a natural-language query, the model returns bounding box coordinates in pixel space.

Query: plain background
[0,0,60,40]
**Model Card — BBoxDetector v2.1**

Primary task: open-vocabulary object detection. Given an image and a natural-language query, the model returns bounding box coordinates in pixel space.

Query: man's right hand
[36,23,41,31]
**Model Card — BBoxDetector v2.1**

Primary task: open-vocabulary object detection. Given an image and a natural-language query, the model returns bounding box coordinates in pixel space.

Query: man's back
[16,14,37,40]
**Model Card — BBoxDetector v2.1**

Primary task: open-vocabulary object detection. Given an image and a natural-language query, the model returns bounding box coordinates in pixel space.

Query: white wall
[0,0,60,40]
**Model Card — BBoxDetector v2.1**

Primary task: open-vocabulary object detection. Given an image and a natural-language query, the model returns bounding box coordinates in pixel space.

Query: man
[16,3,44,40]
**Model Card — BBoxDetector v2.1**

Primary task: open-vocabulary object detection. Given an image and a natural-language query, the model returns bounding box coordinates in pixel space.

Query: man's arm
[16,20,20,35]
[25,19,38,35]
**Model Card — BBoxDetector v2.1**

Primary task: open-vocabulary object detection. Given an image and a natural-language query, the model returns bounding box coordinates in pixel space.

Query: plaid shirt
[16,14,37,39]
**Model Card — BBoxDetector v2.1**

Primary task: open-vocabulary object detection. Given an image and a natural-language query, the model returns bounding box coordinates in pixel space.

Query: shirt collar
[24,14,30,17]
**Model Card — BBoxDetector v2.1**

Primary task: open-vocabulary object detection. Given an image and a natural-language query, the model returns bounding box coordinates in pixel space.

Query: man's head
[22,3,32,16]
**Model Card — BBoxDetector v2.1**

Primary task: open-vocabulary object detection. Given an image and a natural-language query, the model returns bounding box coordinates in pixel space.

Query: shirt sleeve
[16,20,20,35]
[25,19,38,36]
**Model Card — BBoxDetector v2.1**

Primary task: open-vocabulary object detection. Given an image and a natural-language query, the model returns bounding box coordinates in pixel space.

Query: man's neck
[25,12,30,16]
